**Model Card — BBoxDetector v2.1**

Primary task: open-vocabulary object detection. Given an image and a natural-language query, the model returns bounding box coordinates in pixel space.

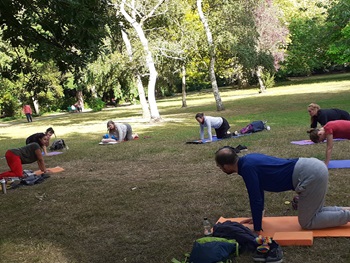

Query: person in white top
[195,113,231,142]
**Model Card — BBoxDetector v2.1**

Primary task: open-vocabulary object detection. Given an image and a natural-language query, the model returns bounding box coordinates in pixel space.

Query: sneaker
[292,195,299,210]
[266,245,283,263]
[234,131,240,136]
[252,250,268,262]
[232,147,240,153]
[236,144,248,151]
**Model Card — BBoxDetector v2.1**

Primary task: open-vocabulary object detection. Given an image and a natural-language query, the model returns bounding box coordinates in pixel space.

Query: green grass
[0,73,350,263]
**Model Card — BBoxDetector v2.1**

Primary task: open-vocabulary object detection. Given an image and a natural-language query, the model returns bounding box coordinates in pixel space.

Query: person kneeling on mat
[195,113,232,143]
[308,120,350,166]
[0,133,52,179]
[215,146,350,233]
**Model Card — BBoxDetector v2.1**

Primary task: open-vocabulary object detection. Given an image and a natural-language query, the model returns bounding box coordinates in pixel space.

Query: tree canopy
[0,0,348,117]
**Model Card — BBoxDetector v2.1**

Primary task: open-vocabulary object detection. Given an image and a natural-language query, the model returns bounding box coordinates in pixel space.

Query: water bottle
[0,179,7,194]
[203,217,212,236]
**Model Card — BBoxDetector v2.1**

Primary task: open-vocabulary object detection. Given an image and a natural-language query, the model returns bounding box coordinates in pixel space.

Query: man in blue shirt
[215,146,350,233]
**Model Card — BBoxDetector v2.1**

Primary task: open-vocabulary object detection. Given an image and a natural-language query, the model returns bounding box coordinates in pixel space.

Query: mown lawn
[0,73,350,263]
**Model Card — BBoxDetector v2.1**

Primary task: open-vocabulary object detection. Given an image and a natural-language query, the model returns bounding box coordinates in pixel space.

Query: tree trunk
[90,85,98,98]
[197,0,224,111]
[257,66,266,93]
[181,64,187,108]
[120,0,161,121]
[76,90,84,111]
[121,26,151,120]
[32,97,39,115]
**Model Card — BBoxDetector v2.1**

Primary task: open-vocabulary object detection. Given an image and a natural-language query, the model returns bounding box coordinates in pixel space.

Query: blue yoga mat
[186,133,251,144]
[328,160,350,169]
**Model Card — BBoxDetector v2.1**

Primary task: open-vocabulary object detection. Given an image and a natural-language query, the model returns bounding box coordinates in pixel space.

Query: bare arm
[42,145,48,155]
[325,134,333,166]
[35,149,47,173]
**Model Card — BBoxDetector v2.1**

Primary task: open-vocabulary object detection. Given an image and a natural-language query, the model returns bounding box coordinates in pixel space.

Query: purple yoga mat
[45,151,63,156]
[328,160,350,169]
[291,138,347,145]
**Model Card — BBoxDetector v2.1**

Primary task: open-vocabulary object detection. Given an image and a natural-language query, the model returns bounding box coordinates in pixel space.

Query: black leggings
[215,118,230,139]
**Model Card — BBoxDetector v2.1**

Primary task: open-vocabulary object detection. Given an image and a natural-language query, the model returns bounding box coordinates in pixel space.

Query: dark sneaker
[252,250,268,262]
[223,133,233,139]
[292,195,299,210]
[236,144,248,151]
[266,244,283,263]
[233,147,240,153]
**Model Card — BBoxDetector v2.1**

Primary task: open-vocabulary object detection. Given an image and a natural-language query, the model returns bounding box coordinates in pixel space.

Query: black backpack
[212,221,259,253]
[49,139,67,151]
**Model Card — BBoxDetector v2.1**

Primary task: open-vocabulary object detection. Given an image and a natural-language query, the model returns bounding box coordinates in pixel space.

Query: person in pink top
[308,120,350,166]
[23,104,33,122]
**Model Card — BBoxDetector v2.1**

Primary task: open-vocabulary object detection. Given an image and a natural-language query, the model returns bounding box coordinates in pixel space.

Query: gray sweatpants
[292,158,350,229]
[125,123,133,141]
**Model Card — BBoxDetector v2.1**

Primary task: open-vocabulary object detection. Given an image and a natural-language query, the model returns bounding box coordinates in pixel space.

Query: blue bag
[240,121,266,134]
[250,121,265,132]
[102,134,117,140]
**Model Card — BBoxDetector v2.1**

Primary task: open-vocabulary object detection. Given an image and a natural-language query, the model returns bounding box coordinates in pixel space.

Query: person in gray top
[0,133,52,179]
[107,120,133,142]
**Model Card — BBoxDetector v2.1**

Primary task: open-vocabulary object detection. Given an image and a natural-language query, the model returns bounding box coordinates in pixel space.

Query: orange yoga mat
[217,216,350,246]
[34,166,65,175]
[217,216,350,237]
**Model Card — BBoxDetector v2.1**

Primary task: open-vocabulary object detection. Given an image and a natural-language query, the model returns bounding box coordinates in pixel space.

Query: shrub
[262,72,275,90]
[87,97,105,112]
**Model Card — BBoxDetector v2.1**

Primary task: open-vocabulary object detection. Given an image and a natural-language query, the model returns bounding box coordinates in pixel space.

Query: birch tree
[120,23,151,120]
[118,0,164,121]
[196,0,224,111]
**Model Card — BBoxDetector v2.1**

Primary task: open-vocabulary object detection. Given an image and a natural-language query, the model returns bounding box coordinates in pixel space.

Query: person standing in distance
[23,104,33,122]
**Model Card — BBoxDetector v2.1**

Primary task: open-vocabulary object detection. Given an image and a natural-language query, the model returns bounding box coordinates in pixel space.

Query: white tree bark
[121,25,151,120]
[120,0,162,121]
[181,64,187,108]
[197,0,224,111]
[32,97,39,114]
[256,66,266,93]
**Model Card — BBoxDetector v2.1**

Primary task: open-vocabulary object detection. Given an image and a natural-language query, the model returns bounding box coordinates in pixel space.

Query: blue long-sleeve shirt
[237,153,298,231]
